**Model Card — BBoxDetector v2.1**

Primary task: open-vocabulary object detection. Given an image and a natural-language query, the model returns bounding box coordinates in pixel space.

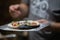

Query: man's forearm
[19,3,29,16]
[50,22,60,31]
[51,22,60,28]
[15,2,28,20]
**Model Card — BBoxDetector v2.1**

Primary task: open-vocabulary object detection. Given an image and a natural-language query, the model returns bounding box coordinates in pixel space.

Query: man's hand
[37,19,60,31]
[37,19,49,24]
[9,4,28,19]
[9,4,21,18]
[37,19,52,30]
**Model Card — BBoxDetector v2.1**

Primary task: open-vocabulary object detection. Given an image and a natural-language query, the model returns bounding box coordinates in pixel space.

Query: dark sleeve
[52,10,60,22]
[47,9,60,22]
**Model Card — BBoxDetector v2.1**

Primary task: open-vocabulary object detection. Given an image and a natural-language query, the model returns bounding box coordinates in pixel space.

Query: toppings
[11,22,20,28]
[26,21,40,26]
[8,20,40,28]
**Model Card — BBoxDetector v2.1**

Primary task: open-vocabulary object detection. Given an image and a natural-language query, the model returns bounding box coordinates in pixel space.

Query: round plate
[8,21,40,29]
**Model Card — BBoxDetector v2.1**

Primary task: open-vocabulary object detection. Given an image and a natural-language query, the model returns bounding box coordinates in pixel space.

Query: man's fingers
[37,20,44,23]
[9,6,15,11]
[9,5,20,12]
[37,19,48,23]
[9,10,21,18]
[13,5,20,10]
[9,5,21,18]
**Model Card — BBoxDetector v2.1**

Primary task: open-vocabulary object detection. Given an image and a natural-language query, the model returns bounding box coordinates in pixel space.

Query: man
[9,0,60,40]
[9,2,29,20]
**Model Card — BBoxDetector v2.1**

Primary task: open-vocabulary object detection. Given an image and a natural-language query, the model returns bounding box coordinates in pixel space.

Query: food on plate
[19,21,25,25]
[26,21,40,26]
[8,20,40,29]
[11,21,40,27]
[11,21,20,28]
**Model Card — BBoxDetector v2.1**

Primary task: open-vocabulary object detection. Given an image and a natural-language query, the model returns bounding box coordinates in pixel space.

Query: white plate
[0,20,49,31]
[0,23,48,31]
[8,21,40,29]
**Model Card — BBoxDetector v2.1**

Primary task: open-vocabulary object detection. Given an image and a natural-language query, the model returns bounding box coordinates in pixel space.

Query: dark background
[0,0,21,25]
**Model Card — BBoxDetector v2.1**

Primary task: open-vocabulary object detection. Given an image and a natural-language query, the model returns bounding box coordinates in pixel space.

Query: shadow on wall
[0,0,21,25]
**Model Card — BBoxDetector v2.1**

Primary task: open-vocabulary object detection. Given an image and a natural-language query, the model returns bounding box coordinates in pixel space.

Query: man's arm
[49,10,60,31]
[38,19,60,31]
[19,3,29,17]
[9,0,29,19]
[18,0,29,19]
[50,22,60,31]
